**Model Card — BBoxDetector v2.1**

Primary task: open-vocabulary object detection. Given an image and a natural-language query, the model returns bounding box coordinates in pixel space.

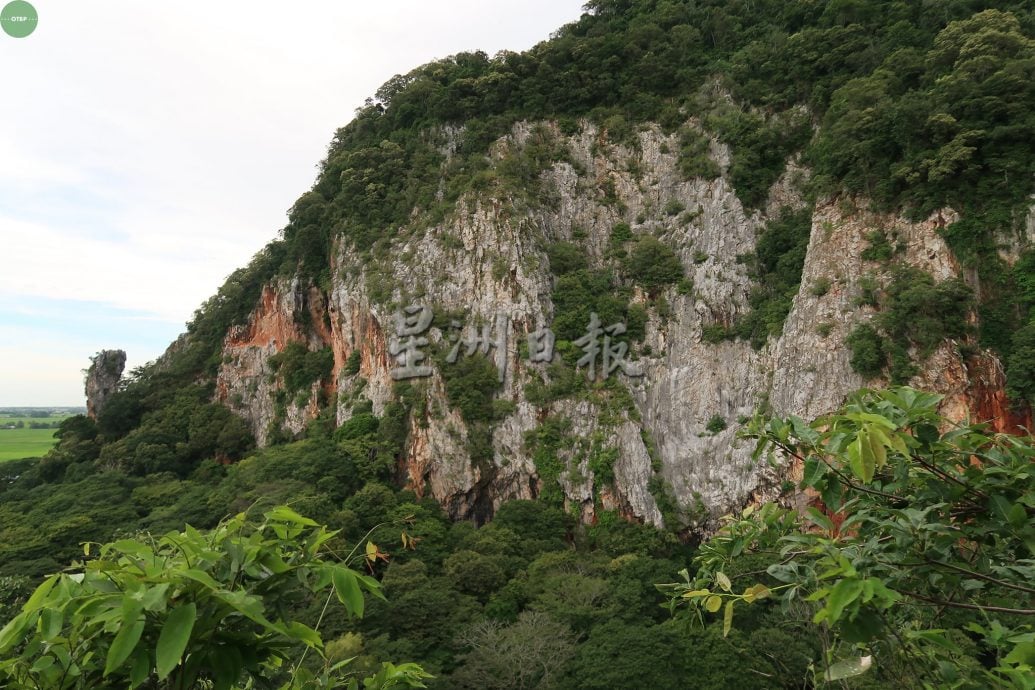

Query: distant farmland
[0,412,78,461]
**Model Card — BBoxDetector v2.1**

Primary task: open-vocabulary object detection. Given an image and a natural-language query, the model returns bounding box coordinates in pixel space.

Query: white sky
[0,0,587,406]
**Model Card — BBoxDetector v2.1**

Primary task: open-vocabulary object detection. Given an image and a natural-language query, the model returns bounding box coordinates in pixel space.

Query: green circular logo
[1,1,37,38]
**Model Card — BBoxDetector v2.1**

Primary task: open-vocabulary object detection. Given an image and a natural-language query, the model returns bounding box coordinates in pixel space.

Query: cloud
[0,215,241,321]
[0,348,91,407]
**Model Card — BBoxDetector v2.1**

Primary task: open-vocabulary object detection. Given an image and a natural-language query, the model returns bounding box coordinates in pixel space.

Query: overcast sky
[0,1,586,406]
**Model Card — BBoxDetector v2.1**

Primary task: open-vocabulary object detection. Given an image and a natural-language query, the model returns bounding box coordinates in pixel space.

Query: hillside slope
[77,0,1035,530]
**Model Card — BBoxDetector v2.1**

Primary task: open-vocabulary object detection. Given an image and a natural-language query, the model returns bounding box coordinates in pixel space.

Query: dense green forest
[4,0,1035,687]
[3,390,1033,687]
[0,410,740,688]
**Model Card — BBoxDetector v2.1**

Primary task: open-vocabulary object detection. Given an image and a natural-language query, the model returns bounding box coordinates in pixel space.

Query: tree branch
[895,588,1035,615]
[770,441,906,505]
[922,558,1035,596]
[908,453,988,507]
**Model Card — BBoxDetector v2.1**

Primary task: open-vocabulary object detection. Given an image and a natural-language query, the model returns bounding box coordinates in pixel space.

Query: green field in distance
[0,415,72,462]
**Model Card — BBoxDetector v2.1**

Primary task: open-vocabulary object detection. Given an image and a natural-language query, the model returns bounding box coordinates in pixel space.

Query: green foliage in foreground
[3,405,809,688]
[0,506,430,690]
[12,385,1035,687]
[663,388,1035,688]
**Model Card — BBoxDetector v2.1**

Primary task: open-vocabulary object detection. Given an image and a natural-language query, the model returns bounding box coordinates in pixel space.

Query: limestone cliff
[214,120,1033,529]
[85,350,126,420]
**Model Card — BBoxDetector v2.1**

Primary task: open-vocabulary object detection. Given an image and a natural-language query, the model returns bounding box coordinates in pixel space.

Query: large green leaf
[864,424,887,468]
[105,617,145,676]
[38,608,63,641]
[211,589,276,629]
[356,572,387,601]
[156,602,196,680]
[1003,640,1035,666]
[847,431,875,483]
[804,507,834,532]
[0,612,31,655]
[129,650,150,688]
[802,456,825,487]
[715,572,732,592]
[265,506,318,526]
[332,567,365,618]
[280,621,323,648]
[23,574,60,613]
[822,578,864,624]
[178,568,221,591]
[139,583,171,612]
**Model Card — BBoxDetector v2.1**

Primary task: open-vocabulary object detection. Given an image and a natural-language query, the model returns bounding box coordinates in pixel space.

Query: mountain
[67,1,1035,532]
[4,3,1035,687]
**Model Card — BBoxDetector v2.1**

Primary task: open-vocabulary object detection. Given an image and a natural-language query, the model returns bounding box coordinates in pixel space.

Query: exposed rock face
[85,350,127,420]
[214,120,1033,529]
[215,280,331,446]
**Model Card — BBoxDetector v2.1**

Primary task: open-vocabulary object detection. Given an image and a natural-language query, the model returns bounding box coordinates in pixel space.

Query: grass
[0,415,70,461]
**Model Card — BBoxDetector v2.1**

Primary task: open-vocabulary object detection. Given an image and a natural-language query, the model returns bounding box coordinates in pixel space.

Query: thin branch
[922,558,1035,596]
[908,453,987,507]
[771,441,906,505]
[895,589,1035,615]
[290,588,336,684]
[875,609,927,686]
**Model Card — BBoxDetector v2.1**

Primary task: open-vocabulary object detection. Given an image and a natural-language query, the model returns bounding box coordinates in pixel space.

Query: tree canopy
[0,506,430,690]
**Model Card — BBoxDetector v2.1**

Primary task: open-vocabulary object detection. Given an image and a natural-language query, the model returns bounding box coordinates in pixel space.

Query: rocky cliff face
[214,120,1033,529]
[85,350,127,420]
[216,281,332,446]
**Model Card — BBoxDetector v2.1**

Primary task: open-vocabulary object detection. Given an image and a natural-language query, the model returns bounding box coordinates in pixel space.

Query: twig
[922,558,1035,596]
[895,589,1035,615]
